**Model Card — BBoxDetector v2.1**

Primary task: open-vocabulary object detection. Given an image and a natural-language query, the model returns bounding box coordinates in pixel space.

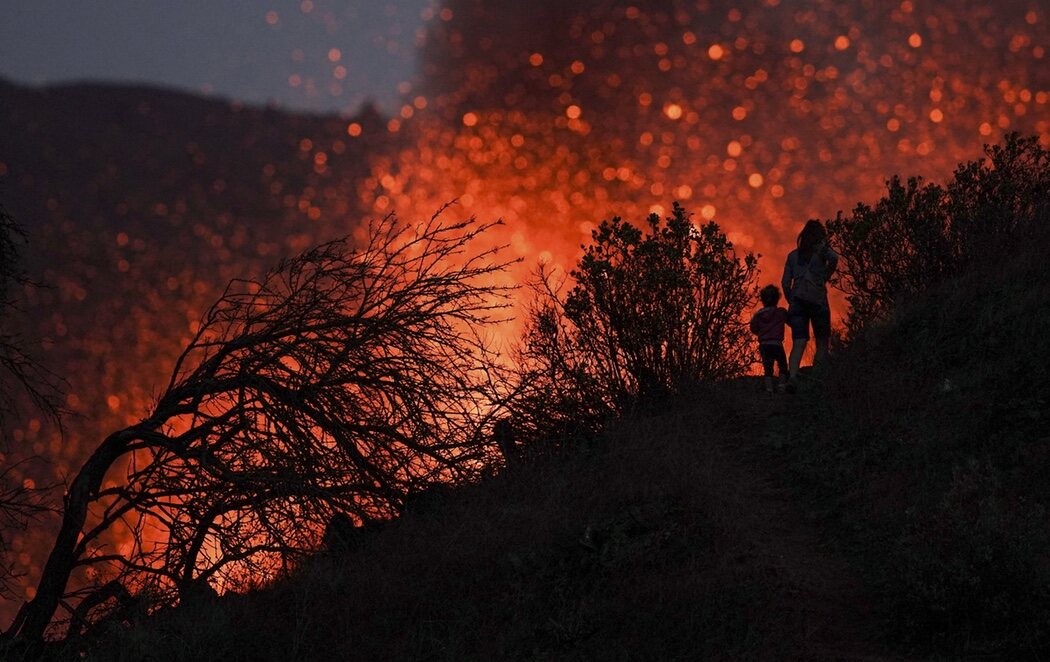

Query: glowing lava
[0,0,1047,616]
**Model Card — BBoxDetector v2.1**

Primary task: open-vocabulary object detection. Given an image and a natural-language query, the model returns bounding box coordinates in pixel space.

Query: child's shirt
[749,306,788,345]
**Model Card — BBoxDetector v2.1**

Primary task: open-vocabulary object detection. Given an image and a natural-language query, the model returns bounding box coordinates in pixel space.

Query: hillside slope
[54,383,904,662]
[775,235,1050,657]
[35,236,1050,661]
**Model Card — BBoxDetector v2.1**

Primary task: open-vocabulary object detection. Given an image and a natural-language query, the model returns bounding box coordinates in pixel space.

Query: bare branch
[6,209,514,641]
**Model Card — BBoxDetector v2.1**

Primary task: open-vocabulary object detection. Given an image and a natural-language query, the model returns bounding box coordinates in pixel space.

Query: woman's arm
[781,254,793,302]
[823,246,839,279]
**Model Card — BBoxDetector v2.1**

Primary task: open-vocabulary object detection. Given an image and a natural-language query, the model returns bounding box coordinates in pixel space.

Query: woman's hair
[797,220,827,261]
[759,284,780,306]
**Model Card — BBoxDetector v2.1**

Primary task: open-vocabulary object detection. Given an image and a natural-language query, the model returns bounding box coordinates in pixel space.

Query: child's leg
[759,346,775,393]
[774,345,788,384]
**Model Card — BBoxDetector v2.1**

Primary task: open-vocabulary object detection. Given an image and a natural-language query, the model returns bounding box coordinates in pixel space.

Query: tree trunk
[6,429,133,641]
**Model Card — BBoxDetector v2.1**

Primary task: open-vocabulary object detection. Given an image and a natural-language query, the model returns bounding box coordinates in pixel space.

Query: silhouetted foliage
[0,206,61,604]
[4,210,512,642]
[512,203,757,444]
[0,205,62,426]
[828,133,1050,337]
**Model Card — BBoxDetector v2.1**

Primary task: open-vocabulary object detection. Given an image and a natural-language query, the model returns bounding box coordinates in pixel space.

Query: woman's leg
[812,304,832,367]
[789,340,806,379]
[814,335,829,366]
[786,301,809,382]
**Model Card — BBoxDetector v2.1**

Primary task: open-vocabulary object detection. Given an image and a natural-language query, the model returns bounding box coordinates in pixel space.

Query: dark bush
[948,133,1050,257]
[828,133,1050,338]
[825,176,952,336]
[511,202,757,444]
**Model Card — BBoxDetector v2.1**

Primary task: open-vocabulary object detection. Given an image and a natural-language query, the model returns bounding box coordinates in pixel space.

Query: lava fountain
[0,0,1047,622]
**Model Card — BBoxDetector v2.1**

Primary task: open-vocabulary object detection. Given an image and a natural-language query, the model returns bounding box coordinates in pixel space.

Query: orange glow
[9,0,1050,620]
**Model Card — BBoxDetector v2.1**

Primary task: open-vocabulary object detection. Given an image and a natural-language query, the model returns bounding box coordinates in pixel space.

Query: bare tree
[4,209,513,642]
[0,205,63,426]
[0,205,63,605]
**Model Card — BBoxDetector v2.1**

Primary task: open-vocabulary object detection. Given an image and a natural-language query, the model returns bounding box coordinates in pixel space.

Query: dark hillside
[0,77,388,511]
[0,79,385,426]
[49,226,1050,662]
[0,78,383,245]
[772,231,1050,657]
[3,81,1047,660]
[62,383,906,662]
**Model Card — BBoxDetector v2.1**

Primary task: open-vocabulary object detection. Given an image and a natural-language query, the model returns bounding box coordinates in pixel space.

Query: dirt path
[684,380,903,661]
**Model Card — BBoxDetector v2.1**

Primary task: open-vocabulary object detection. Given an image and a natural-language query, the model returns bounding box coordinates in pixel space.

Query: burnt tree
[5,209,513,641]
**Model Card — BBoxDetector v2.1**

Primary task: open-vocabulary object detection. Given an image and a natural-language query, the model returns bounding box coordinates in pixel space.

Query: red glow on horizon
[2,0,1048,615]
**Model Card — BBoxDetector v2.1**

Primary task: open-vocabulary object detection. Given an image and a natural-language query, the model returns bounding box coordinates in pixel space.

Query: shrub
[948,133,1050,257]
[828,133,1050,338]
[512,203,757,443]
[826,176,952,336]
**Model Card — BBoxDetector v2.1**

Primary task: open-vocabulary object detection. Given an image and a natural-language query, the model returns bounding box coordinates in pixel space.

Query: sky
[0,1,436,114]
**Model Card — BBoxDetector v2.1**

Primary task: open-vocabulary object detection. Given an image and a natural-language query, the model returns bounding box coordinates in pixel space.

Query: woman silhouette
[781,220,838,389]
